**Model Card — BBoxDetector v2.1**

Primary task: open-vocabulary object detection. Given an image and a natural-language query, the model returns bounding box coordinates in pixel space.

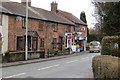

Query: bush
[92,55,120,79]
[101,36,119,57]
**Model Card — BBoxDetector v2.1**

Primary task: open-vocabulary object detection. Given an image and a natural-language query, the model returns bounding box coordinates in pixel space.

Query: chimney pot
[51,1,58,13]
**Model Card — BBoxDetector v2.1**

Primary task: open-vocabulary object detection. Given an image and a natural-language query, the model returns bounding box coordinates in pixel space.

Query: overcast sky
[10,0,97,28]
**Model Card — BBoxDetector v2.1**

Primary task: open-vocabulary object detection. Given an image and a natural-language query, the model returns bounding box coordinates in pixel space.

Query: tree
[80,11,87,23]
[88,27,100,42]
[93,1,120,55]
[102,2,120,36]
[87,34,98,42]
[93,1,120,36]
[80,11,89,42]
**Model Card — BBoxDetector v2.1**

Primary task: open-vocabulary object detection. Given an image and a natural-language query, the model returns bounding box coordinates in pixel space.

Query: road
[2,52,100,78]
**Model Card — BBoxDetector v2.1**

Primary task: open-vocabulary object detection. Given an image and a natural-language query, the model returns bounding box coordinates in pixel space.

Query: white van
[89,41,101,53]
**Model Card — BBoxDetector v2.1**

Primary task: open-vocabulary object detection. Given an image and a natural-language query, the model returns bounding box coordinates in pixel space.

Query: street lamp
[25,0,28,60]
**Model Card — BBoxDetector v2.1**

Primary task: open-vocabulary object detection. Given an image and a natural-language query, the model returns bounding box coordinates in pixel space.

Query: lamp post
[25,0,28,60]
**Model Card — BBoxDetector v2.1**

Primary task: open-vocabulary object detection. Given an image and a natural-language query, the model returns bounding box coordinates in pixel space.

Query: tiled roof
[31,7,75,25]
[2,2,41,19]
[58,10,87,26]
[1,2,75,25]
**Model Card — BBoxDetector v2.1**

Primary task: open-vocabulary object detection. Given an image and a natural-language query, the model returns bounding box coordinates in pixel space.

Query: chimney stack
[51,1,58,13]
[21,0,31,6]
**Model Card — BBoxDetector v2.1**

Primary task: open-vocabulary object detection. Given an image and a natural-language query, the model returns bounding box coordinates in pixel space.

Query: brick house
[0,1,75,56]
[51,2,88,51]
[0,0,87,57]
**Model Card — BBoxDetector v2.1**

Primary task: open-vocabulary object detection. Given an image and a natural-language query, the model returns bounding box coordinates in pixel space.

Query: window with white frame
[22,17,26,28]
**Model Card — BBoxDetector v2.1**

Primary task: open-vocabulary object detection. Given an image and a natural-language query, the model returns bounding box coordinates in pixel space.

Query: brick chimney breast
[21,0,31,6]
[51,1,58,13]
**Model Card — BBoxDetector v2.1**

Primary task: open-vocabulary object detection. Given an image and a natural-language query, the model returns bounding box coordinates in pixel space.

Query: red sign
[68,36,73,39]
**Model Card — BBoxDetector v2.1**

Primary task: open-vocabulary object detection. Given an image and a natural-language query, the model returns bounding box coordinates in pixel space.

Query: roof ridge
[31,6,50,12]
[2,2,75,25]
[58,10,87,26]
[30,6,74,25]
[58,10,73,15]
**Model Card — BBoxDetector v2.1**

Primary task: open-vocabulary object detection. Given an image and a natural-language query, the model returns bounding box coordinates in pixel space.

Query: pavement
[1,51,88,68]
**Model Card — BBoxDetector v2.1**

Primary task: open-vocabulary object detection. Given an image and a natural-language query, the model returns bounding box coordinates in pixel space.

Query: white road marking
[4,73,26,78]
[38,64,60,71]
[66,57,91,64]
[66,60,79,63]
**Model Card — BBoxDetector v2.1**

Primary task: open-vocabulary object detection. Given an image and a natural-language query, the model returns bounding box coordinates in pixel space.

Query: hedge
[92,55,120,79]
[101,36,119,57]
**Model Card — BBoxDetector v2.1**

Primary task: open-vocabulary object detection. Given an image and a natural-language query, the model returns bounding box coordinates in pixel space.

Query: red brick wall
[80,25,87,37]
[8,15,45,51]
[8,15,71,52]
[44,23,66,51]
[70,26,75,33]
[8,15,26,51]
[44,22,55,50]
[58,24,66,50]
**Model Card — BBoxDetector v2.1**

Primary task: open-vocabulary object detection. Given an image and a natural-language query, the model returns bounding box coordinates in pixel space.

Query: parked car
[89,41,101,53]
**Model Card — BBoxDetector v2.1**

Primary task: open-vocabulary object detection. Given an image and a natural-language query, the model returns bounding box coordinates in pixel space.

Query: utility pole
[25,0,28,60]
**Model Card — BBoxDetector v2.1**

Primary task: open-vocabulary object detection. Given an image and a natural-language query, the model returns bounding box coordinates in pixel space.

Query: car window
[90,42,98,46]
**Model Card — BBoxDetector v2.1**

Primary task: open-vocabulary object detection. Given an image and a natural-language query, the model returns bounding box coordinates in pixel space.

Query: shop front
[74,32,87,52]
